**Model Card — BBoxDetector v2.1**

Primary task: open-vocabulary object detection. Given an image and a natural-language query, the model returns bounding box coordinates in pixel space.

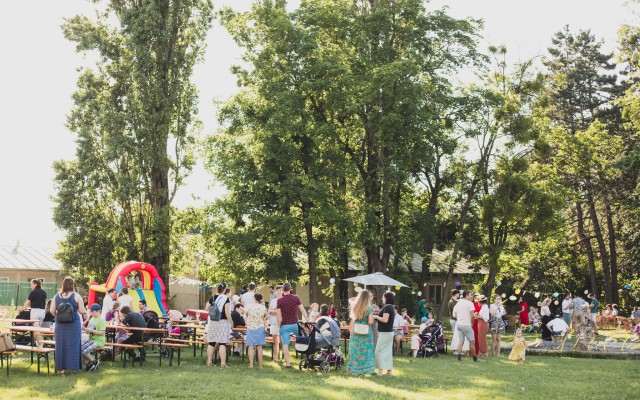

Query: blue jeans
[563,313,571,326]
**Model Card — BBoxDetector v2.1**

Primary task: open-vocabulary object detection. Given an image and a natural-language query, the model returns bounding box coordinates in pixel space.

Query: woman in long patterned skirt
[346,290,375,375]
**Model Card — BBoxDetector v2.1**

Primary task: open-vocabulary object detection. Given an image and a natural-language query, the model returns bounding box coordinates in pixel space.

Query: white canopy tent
[342,272,408,289]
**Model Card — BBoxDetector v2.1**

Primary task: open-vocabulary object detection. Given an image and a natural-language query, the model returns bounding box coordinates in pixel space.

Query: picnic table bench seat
[0,350,17,376]
[15,345,55,374]
[104,342,144,368]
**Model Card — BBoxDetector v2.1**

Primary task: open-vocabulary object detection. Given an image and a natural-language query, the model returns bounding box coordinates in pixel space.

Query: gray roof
[349,249,486,275]
[0,245,61,271]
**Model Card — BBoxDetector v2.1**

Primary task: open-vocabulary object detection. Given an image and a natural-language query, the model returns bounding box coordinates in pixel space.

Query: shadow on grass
[2,349,639,400]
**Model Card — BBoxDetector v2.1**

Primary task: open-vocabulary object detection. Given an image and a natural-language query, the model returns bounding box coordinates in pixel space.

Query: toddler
[508,328,528,365]
[411,329,421,357]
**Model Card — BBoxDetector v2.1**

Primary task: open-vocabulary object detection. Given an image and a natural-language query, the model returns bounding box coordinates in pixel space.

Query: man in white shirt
[547,315,569,341]
[452,290,478,362]
[241,282,257,308]
[561,294,573,326]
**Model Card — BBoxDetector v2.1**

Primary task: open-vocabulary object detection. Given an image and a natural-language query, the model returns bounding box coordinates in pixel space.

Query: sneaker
[85,361,93,371]
[89,360,99,371]
[473,356,478,362]
[457,354,462,361]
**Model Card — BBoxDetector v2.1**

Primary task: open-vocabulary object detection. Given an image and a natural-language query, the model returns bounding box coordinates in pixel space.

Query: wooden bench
[164,337,207,357]
[15,345,55,374]
[144,341,189,366]
[0,350,16,376]
[39,340,55,348]
[104,343,144,368]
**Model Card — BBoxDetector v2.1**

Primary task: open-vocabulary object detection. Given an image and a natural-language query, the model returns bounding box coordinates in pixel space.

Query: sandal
[220,364,229,368]
[206,362,214,367]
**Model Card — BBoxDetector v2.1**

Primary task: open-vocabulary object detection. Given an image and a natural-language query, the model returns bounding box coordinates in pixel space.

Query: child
[308,303,320,322]
[508,328,528,365]
[81,303,106,371]
[410,328,421,357]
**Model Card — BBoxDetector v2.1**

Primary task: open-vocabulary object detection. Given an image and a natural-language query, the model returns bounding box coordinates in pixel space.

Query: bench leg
[169,347,174,366]
[177,347,181,366]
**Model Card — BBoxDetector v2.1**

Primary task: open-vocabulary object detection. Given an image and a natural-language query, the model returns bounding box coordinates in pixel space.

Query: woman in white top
[477,296,490,357]
[489,294,505,357]
[540,298,553,341]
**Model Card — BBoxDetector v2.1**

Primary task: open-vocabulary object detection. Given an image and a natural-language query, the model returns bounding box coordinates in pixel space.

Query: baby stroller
[143,310,170,358]
[296,319,344,372]
[416,321,445,358]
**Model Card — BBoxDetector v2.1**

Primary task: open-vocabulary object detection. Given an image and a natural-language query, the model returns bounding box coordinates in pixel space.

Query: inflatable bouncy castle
[87,261,168,315]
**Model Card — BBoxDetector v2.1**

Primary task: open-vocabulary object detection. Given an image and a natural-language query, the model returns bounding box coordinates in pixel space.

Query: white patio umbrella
[343,272,409,289]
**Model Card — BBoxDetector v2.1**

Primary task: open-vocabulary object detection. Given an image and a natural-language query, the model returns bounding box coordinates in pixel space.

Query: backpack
[209,296,225,321]
[56,295,76,323]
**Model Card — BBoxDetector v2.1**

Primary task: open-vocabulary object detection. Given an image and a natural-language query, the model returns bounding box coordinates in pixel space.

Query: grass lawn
[1,341,639,400]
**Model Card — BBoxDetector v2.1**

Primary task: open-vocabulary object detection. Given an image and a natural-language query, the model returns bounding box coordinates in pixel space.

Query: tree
[53,0,213,289]
[542,27,622,302]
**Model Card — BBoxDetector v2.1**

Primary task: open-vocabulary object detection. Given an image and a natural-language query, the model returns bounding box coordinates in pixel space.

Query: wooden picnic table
[177,323,205,357]
[8,326,55,364]
[0,318,38,325]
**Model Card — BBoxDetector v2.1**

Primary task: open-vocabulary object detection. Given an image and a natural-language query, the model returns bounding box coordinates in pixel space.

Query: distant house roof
[0,245,61,272]
[349,249,486,275]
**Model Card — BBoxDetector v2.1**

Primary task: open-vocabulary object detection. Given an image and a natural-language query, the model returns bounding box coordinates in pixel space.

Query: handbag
[353,323,369,335]
[0,332,16,352]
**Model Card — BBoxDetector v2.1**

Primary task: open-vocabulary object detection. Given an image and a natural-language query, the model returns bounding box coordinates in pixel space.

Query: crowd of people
[16,276,640,376]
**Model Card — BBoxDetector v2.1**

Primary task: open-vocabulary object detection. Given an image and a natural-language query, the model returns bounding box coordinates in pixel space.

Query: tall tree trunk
[150,161,170,297]
[575,200,598,298]
[603,196,619,304]
[302,204,319,304]
[437,176,480,319]
[586,191,612,303]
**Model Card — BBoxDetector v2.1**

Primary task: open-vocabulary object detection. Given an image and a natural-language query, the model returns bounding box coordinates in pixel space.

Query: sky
[0,0,635,249]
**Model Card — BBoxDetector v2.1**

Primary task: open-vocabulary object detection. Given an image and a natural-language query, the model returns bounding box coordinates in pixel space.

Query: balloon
[625,284,631,289]
[584,289,589,294]
[455,281,461,287]
[501,293,506,298]
[496,280,502,286]
[515,289,521,295]
[534,292,540,298]
[395,286,401,290]
[354,286,362,293]
[417,291,422,296]
[553,292,559,298]
[554,300,559,305]
[329,278,335,284]
[411,291,416,295]
[509,295,517,301]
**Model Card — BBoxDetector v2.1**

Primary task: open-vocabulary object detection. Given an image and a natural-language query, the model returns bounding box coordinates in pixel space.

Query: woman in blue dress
[50,276,86,375]
[346,290,375,375]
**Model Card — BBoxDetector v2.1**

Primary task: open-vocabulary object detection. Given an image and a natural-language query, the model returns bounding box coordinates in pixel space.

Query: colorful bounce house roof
[88,261,168,315]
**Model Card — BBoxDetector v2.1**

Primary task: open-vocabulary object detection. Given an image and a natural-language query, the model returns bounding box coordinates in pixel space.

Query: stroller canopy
[316,316,341,347]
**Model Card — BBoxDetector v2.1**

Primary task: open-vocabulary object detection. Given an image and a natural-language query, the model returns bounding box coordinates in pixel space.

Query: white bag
[353,323,369,335]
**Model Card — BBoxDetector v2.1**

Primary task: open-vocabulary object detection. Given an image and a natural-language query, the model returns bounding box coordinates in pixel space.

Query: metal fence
[0,282,58,307]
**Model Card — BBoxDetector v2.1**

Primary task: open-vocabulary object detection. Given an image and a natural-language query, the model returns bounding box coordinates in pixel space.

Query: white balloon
[509,295,517,301]
[329,278,336,284]
[534,292,540,298]
[354,286,363,293]
[417,291,422,296]
[584,289,589,294]
[501,293,506,298]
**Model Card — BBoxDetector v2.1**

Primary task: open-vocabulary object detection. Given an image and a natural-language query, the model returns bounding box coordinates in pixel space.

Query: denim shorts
[279,323,298,345]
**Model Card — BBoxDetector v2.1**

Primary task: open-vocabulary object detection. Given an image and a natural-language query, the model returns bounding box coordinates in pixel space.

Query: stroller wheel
[319,361,330,373]
[299,360,309,371]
